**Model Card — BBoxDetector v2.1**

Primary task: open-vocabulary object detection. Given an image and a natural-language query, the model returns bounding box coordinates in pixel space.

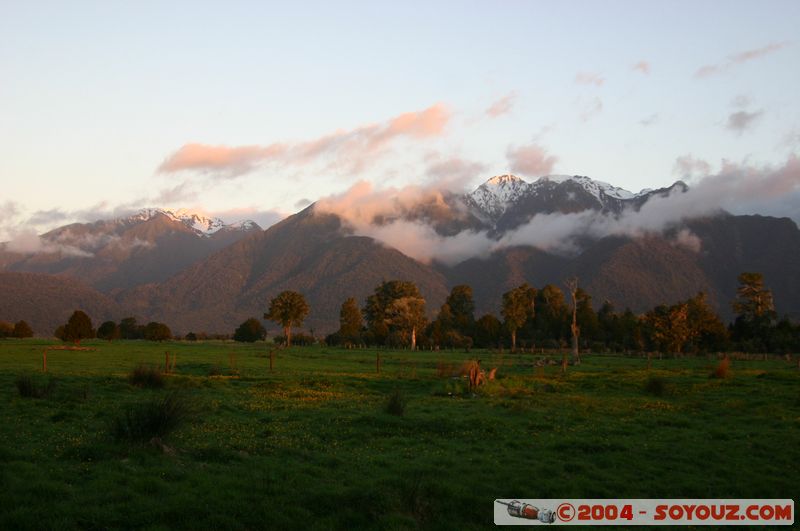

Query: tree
[731,272,776,351]
[565,277,580,365]
[0,321,13,338]
[534,284,569,344]
[12,320,33,338]
[119,317,141,340]
[233,317,266,342]
[96,321,120,341]
[144,322,172,341]
[62,310,94,345]
[474,313,502,348]
[445,285,475,336]
[732,272,775,321]
[501,283,536,351]
[337,297,363,345]
[385,296,427,350]
[364,281,422,345]
[265,290,309,347]
[686,292,728,352]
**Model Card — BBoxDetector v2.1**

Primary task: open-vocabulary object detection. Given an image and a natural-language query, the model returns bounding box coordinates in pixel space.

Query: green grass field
[1,339,798,530]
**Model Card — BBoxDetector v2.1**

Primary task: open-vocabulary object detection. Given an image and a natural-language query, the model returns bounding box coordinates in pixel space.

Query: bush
[233,318,266,342]
[128,364,164,389]
[644,375,668,397]
[112,393,193,442]
[385,389,407,417]
[15,374,56,398]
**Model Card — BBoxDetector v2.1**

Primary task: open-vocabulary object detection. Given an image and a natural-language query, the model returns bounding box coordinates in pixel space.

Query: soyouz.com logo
[493,499,794,525]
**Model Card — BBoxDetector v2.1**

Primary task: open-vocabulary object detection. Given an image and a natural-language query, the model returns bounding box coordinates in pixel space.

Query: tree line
[318,272,798,354]
[2,271,796,354]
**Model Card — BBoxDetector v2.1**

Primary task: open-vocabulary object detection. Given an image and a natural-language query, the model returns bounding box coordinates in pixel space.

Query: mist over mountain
[2,172,799,335]
[0,208,261,292]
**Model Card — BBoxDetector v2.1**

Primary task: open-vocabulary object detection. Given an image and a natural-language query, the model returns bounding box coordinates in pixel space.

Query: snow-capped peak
[535,175,638,201]
[125,208,257,236]
[468,174,530,220]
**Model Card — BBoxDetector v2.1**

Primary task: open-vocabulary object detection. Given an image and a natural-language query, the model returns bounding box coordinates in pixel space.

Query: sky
[1,0,799,239]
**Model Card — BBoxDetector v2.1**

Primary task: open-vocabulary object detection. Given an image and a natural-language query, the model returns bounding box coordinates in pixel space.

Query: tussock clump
[711,358,731,379]
[15,374,56,398]
[112,392,193,442]
[128,363,164,389]
[385,389,407,417]
[644,375,668,397]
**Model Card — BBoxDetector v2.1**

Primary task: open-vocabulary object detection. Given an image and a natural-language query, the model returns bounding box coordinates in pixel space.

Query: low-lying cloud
[158,103,451,178]
[313,154,800,265]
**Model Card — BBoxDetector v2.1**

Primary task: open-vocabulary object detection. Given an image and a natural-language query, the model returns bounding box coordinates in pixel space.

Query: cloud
[312,154,800,265]
[425,156,488,189]
[4,228,93,257]
[632,61,650,75]
[579,97,603,121]
[731,94,752,108]
[506,143,558,178]
[158,103,451,178]
[206,207,283,229]
[695,41,789,78]
[673,155,712,180]
[640,113,659,126]
[575,72,605,86]
[485,92,517,118]
[730,42,790,63]
[726,110,763,134]
[672,228,702,253]
[294,198,312,210]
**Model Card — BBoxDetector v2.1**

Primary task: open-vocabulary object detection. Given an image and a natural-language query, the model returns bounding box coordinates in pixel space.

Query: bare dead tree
[565,277,580,368]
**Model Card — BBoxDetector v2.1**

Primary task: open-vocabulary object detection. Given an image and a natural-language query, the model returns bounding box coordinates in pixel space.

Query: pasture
[0,339,798,529]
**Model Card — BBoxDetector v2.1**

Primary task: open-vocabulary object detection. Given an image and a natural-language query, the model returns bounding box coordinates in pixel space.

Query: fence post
[376,352,381,374]
[165,352,170,374]
[270,350,274,372]
[43,349,47,373]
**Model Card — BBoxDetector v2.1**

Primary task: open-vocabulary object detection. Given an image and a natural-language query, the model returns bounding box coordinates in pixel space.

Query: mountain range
[2,176,799,336]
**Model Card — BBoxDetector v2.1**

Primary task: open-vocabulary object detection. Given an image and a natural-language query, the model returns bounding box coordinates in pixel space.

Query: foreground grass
[0,339,798,529]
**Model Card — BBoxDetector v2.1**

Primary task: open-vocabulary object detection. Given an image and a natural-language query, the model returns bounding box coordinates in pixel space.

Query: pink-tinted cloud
[506,143,558,178]
[158,103,451,178]
[485,92,517,118]
[731,42,789,63]
[632,61,650,75]
[673,155,712,180]
[695,41,790,78]
[575,72,605,87]
[158,144,285,177]
[426,156,487,188]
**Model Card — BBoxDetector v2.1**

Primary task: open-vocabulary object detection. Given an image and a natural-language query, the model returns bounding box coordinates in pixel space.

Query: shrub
[644,375,668,397]
[15,374,56,398]
[128,364,164,389]
[385,389,407,417]
[112,393,193,442]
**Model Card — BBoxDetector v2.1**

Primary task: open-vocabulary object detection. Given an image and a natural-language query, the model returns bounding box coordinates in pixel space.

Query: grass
[0,338,798,529]
[14,373,56,398]
[112,392,194,442]
[128,363,164,389]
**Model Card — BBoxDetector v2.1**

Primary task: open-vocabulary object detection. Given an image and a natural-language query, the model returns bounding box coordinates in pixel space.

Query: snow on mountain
[466,174,529,221]
[466,174,663,225]
[125,208,258,236]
